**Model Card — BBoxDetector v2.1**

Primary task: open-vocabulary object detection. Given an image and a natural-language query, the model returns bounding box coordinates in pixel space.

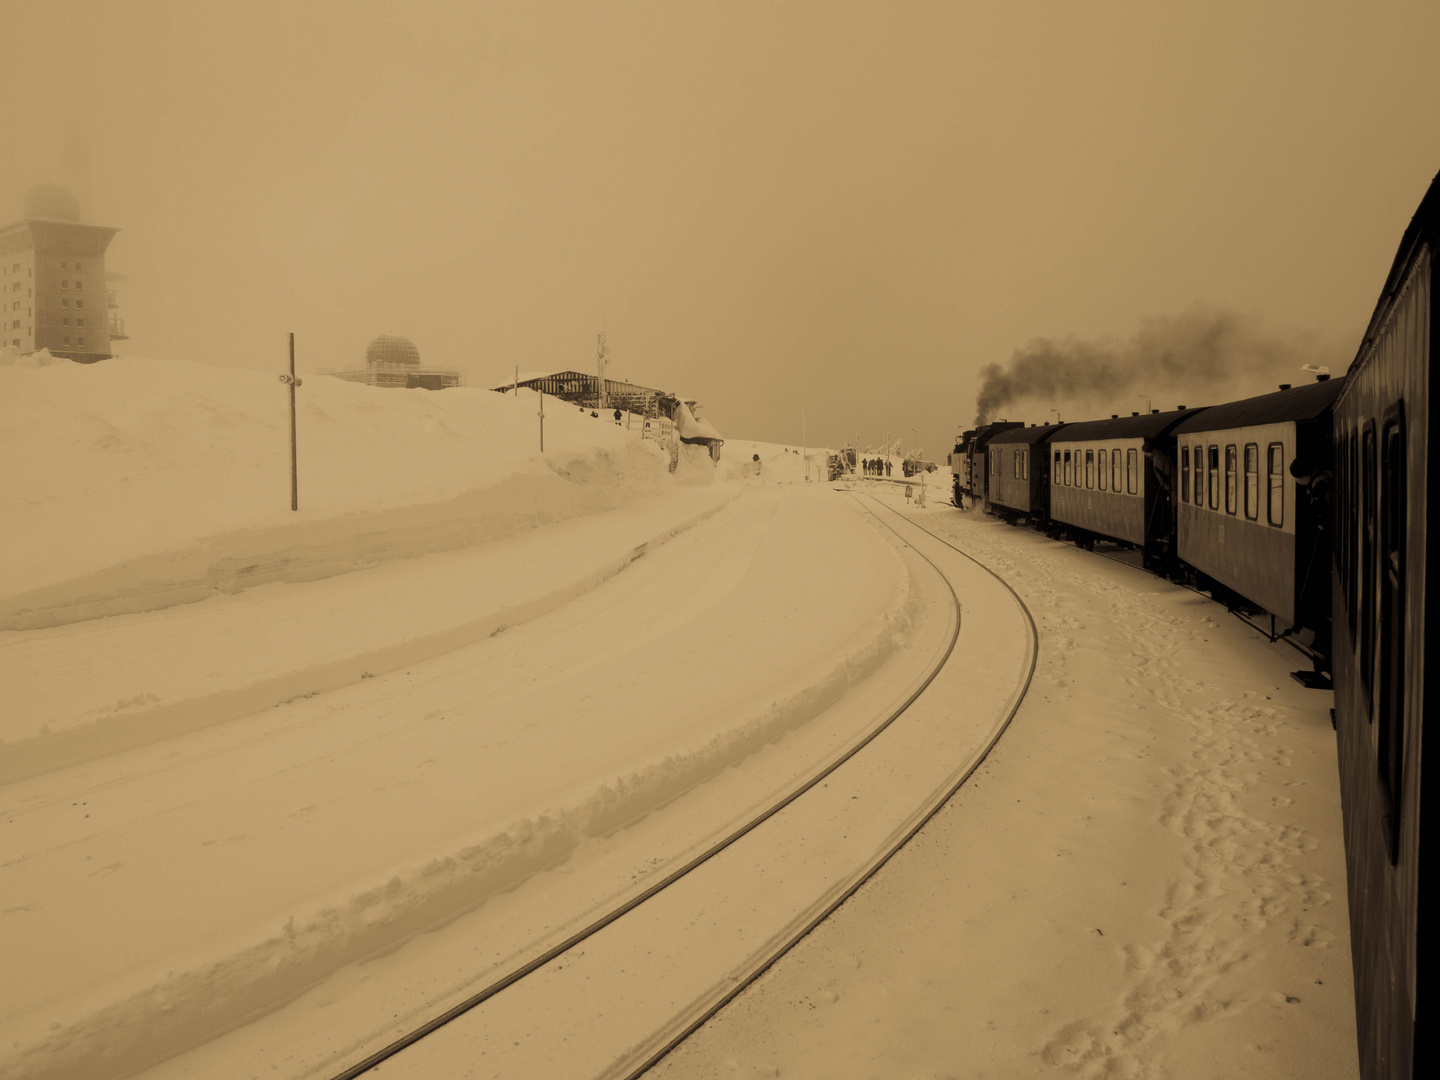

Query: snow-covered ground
[1,354,1359,1080]
[654,488,1360,1080]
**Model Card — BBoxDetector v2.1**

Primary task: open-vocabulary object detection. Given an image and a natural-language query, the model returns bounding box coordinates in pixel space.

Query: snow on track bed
[1,485,911,1080]
[295,491,1036,1080]
[652,491,1359,1080]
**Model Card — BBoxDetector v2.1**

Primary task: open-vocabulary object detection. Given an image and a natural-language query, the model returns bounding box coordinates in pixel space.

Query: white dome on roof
[365,333,421,368]
[23,184,82,222]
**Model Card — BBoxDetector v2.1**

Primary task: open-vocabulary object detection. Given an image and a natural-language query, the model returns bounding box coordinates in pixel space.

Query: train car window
[1054,450,1061,484]
[1267,443,1284,527]
[1346,430,1359,638]
[1126,448,1137,494]
[1085,449,1094,488]
[1360,421,1376,706]
[1244,444,1259,520]
[1023,449,1029,481]
[1224,445,1238,514]
[1099,449,1108,490]
[1063,450,1072,485]
[1179,446,1189,503]
[1111,448,1121,491]
[1378,405,1406,860]
[1194,444,1204,505]
[1207,446,1219,509]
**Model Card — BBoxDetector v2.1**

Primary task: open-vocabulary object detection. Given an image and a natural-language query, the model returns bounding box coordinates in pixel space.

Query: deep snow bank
[1,356,707,628]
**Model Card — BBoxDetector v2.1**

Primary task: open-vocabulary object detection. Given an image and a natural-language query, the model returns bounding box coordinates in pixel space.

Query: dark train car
[1172,377,1346,646]
[984,422,1066,522]
[1047,408,1202,566]
[951,421,1022,506]
[1330,172,1436,1080]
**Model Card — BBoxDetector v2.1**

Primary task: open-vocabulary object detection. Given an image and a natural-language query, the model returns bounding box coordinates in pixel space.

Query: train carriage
[951,421,1022,506]
[1172,378,1345,641]
[984,422,1065,523]
[1329,172,1436,1080]
[1046,408,1200,565]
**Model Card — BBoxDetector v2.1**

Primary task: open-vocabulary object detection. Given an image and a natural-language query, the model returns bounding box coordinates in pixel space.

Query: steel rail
[615,493,1041,1079]
[324,496,967,1080]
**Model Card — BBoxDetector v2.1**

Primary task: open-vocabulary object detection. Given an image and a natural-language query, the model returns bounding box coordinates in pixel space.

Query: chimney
[1111,414,1119,419]
[1278,383,1292,391]
[1131,411,1139,416]
[1151,409,1159,414]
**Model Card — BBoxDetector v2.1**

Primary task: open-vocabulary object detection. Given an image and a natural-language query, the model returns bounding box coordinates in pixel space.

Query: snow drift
[0,356,711,630]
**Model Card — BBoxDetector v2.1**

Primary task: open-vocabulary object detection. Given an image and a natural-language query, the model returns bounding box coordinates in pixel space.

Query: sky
[5,0,1439,458]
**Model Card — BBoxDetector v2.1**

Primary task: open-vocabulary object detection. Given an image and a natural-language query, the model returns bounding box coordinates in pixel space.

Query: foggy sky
[5,0,1439,460]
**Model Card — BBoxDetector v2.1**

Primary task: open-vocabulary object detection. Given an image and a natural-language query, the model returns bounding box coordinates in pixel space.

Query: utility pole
[803,408,808,482]
[538,390,546,451]
[279,333,303,511]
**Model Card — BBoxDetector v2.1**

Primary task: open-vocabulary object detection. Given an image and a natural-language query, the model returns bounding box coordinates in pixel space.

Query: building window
[63,336,70,344]
[1267,443,1284,526]
[1244,443,1259,520]
[62,299,69,307]
[1126,448,1138,493]
[75,262,84,272]
[77,318,84,327]
[76,300,84,308]
[78,337,85,346]
[1207,446,1219,509]
[61,280,68,289]
[62,317,69,326]
[1224,444,1238,514]
[1180,445,1190,502]
[9,320,16,330]
[1098,449,1108,490]
[76,281,83,290]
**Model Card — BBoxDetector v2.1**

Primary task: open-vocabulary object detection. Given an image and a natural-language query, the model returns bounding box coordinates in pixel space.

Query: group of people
[861,457,892,477]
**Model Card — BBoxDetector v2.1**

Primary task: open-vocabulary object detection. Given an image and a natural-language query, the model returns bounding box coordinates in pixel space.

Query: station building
[493,370,723,459]
[326,333,463,390]
[0,185,122,363]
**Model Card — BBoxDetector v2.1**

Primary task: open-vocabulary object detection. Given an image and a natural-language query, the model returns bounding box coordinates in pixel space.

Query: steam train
[949,173,1435,1080]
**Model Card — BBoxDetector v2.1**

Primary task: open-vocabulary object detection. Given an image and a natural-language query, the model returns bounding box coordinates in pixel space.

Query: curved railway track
[323,491,1038,1080]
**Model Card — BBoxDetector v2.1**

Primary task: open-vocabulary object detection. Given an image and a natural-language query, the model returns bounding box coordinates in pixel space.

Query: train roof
[1345,168,1440,381]
[988,422,1068,445]
[1172,377,1346,434]
[1048,407,1204,442]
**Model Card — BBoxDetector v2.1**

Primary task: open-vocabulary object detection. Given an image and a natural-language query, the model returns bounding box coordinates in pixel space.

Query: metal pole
[287,333,299,511]
[539,390,545,452]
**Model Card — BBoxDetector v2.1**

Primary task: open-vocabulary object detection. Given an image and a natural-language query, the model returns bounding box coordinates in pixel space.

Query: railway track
[303,491,1038,1080]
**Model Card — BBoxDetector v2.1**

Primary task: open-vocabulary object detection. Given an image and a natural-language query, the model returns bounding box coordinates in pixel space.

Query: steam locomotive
[949,173,1435,1080]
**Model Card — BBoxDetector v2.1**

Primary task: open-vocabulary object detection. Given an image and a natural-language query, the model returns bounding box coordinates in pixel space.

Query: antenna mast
[596,331,609,410]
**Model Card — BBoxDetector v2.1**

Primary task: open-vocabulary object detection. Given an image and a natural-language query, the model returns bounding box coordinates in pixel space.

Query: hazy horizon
[5,0,1438,457]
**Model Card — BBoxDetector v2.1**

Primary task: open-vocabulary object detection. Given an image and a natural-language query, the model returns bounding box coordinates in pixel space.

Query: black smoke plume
[973,305,1348,426]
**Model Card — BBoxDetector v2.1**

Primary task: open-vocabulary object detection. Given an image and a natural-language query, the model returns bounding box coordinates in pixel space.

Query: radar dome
[23,184,82,223]
[365,333,421,368]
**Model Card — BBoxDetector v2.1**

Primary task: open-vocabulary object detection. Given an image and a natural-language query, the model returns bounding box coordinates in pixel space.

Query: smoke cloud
[973,305,1351,426]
